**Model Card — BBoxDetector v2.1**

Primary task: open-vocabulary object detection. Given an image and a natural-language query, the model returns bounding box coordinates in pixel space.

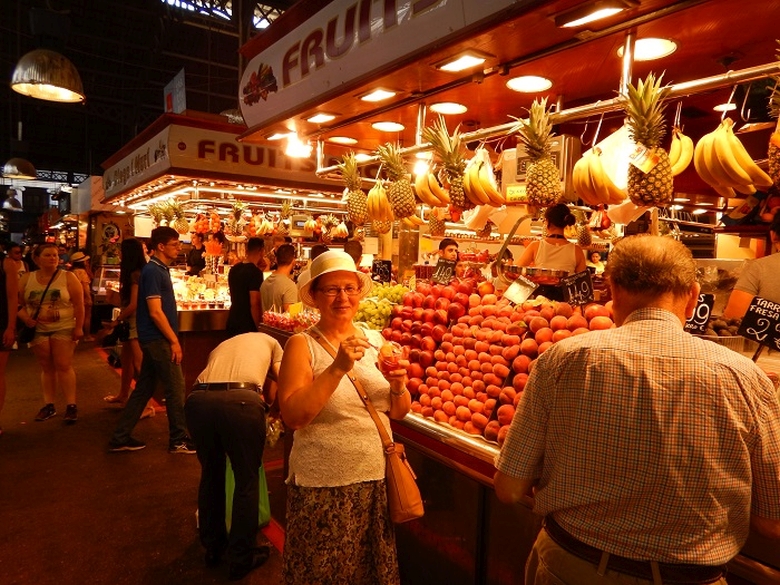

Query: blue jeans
[110,338,188,447]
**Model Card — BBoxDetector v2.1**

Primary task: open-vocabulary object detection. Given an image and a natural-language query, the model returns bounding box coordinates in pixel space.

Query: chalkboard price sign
[737,296,780,350]
[503,275,538,305]
[684,293,714,334]
[560,270,594,306]
[431,258,457,285]
[371,260,392,283]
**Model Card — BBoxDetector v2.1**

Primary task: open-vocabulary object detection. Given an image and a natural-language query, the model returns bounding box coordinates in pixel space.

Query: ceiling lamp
[267,132,292,140]
[285,134,312,158]
[327,136,358,145]
[2,157,37,180]
[434,50,493,73]
[617,38,678,61]
[555,0,638,28]
[713,102,737,112]
[372,121,405,132]
[359,89,397,102]
[307,113,337,124]
[506,75,553,93]
[429,102,468,115]
[11,49,86,103]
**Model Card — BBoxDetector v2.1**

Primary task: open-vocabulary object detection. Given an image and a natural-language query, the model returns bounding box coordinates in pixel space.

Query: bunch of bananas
[401,214,425,228]
[572,147,626,206]
[463,147,505,206]
[367,179,394,222]
[413,170,451,207]
[668,127,694,176]
[693,118,773,198]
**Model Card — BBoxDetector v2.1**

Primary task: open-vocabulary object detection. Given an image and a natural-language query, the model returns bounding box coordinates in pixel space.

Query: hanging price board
[503,275,538,305]
[371,260,392,283]
[737,296,780,350]
[560,270,594,306]
[684,293,714,334]
[431,258,456,285]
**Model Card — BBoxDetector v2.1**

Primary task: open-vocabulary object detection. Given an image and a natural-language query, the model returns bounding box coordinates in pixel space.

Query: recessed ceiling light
[713,102,737,112]
[429,102,468,115]
[267,132,291,140]
[359,89,397,102]
[697,201,715,206]
[555,0,638,28]
[673,197,690,202]
[617,38,677,61]
[372,121,405,132]
[506,75,553,93]
[691,208,708,215]
[415,151,433,160]
[328,136,358,145]
[435,50,493,72]
[355,153,373,162]
[307,113,337,123]
[669,205,684,211]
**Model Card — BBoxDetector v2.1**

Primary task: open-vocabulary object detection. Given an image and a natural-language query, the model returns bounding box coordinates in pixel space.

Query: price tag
[431,258,457,285]
[505,183,527,203]
[628,144,660,173]
[503,275,538,305]
[371,260,392,283]
[684,293,714,334]
[737,296,780,350]
[560,270,594,306]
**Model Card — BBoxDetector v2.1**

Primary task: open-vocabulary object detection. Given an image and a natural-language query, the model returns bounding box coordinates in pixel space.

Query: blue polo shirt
[136,257,179,342]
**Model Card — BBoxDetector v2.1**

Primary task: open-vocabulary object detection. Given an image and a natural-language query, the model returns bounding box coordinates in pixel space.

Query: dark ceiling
[0,0,296,181]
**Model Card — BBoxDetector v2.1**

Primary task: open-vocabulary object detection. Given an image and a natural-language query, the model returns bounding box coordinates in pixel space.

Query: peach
[512,372,528,392]
[483,373,502,387]
[499,387,517,405]
[431,396,443,410]
[497,404,516,426]
[512,354,532,374]
[485,398,497,414]
[555,302,574,317]
[450,418,465,431]
[571,327,590,336]
[480,362,494,374]
[484,420,501,442]
[472,379,486,393]
[529,316,549,333]
[520,338,539,358]
[456,405,472,422]
[469,293,482,308]
[552,329,572,343]
[419,394,431,407]
[440,389,454,402]
[513,393,522,407]
[471,412,489,430]
[469,315,484,327]
[486,384,502,398]
[550,315,569,331]
[462,386,476,400]
[411,401,422,413]
[433,410,449,423]
[449,373,463,384]
[481,293,498,306]
[481,305,497,317]
[497,425,511,446]
[437,380,450,392]
[566,314,589,331]
[502,345,521,362]
[442,401,456,416]
[493,363,511,379]
[463,421,481,435]
[429,386,441,398]
[589,315,614,330]
[449,382,464,395]
[539,306,555,322]
[538,341,553,354]
[490,355,509,367]
[501,334,521,347]
[468,359,481,372]
[468,399,485,414]
[453,395,469,407]
[455,355,468,367]
[584,303,611,321]
[534,327,554,344]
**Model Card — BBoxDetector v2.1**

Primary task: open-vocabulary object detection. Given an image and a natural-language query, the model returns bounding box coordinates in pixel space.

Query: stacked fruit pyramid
[383,279,614,446]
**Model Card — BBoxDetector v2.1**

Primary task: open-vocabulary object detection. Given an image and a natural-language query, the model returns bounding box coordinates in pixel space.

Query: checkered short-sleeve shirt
[495,308,780,564]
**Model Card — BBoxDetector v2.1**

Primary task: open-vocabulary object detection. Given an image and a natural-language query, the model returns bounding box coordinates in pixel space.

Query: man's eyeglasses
[317,285,362,297]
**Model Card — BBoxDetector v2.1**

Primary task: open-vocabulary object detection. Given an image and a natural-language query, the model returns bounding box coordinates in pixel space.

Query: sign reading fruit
[738,296,780,350]
[560,270,594,306]
[684,293,714,334]
[431,258,457,285]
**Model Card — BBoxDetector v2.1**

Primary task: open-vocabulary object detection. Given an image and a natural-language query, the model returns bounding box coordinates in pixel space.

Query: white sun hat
[298,250,374,307]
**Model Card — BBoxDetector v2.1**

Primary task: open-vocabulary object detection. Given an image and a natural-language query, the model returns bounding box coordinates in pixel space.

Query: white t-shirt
[197,332,283,386]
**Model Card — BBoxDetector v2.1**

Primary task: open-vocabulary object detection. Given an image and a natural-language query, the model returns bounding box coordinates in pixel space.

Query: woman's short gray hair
[605,235,697,298]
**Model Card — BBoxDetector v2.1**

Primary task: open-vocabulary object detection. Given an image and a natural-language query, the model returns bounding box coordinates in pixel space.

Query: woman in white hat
[278,250,410,585]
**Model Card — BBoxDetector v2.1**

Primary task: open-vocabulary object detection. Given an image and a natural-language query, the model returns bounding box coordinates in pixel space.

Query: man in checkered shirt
[495,235,780,585]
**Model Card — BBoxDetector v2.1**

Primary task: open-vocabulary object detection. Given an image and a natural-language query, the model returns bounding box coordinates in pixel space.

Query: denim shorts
[29,328,76,346]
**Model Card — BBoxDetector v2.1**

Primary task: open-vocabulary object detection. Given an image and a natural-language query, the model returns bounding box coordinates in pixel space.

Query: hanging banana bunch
[413,167,450,207]
[572,148,625,206]
[693,118,774,198]
[366,179,394,222]
[463,147,505,207]
[668,127,694,176]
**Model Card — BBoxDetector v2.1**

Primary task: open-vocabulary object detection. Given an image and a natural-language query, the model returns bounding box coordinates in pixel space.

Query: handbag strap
[30,269,60,321]
[306,327,394,449]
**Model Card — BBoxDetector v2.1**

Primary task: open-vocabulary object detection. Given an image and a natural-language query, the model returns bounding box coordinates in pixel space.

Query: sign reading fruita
[738,296,780,351]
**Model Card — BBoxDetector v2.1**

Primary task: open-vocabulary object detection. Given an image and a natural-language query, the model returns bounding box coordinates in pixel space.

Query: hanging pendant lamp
[2,157,37,180]
[11,48,85,103]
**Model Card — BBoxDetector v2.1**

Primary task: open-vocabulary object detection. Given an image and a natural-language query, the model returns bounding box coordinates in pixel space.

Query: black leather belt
[192,382,259,392]
[544,516,725,584]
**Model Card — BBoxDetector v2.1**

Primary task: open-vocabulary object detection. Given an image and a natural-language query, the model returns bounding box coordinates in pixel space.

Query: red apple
[422,308,436,323]
[434,297,451,311]
[447,302,467,321]
[440,285,456,300]
[422,295,436,309]
[457,280,474,296]
[454,292,470,308]
[412,307,425,321]
[411,292,425,308]
[415,282,432,296]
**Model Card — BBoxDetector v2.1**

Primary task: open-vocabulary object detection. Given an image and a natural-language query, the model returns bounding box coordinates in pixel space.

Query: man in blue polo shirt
[108,226,195,453]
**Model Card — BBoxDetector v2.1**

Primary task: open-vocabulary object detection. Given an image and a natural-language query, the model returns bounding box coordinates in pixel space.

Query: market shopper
[0,246,19,435]
[18,243,85,423]
[102,238,156,420]
[186,232,206,276]
[438,237,458,261]
[494,235,780,585]
[226,237,265,337]
[69,252,94,341]
[343,240,363,267]
[723,213,780,318]
[278,250,411,585]
[295,243,329,287]
[185,332,283,581]
[6,242,29,279]
[259,243,298,313]
[108,226,195,453]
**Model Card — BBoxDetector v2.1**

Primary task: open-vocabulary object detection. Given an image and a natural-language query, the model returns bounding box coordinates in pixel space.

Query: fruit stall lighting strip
[126,186,346,211]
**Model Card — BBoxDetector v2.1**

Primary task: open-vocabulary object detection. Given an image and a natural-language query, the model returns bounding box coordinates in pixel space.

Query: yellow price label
[505,183,527,204]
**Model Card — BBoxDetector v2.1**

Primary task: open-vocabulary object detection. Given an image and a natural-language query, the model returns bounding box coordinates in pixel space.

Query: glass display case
[92,266,121,305]
[170,268,231,310]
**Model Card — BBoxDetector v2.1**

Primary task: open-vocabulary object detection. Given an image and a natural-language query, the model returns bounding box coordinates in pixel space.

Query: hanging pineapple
[768,40,780,186]
[338,152,369,225]
[280,200,292,221]
[372,219,393,234]
[623,73,673,206]
[320,214,339,244]
[576,224,592,248]
[227,200,247,235]
[428,207,445,237]
[161,201,175,226]
[513,98,562,207]
[422,115,472,214]
[377,143,416,219]
[148,203,164,226]
[169,201,190,234]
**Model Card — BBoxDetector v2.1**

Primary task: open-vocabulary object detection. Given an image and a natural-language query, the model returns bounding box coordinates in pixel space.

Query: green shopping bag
[225,459,271,529]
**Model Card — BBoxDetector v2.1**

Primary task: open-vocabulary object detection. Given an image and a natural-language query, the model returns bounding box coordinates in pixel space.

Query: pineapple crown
[337,152,363,190]
[421,115,466,174]
[623,72,670,148]
[376,143,409,181]
[512,98,555,161]
[768,39,780,119]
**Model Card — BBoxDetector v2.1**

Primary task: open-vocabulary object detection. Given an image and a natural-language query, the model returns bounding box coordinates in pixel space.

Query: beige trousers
[525,529,728,585]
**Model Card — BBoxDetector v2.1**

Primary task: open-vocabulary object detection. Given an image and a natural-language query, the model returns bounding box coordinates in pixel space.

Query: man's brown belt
[192,382,259,392]
[544,515,725,584]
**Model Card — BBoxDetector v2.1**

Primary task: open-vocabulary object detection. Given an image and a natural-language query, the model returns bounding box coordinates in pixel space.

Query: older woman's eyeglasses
[317,285,362,297]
